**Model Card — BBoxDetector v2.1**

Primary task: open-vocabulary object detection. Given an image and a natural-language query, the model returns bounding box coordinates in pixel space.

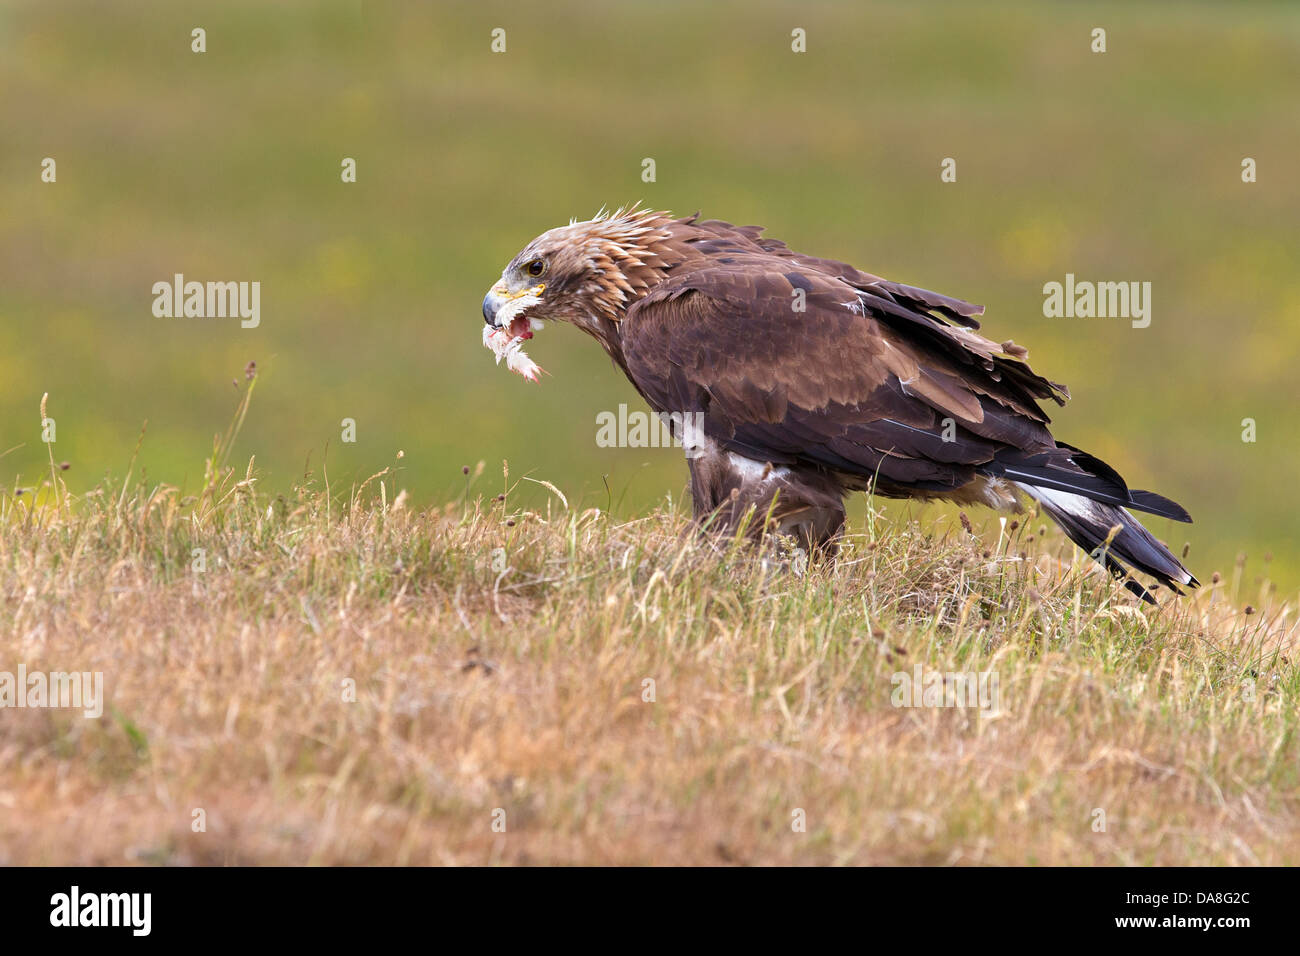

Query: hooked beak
[482,286,507,327]
[481,281,546,335]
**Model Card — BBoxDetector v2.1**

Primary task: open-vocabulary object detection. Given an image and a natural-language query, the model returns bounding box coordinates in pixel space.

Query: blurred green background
[2,1,1297,591]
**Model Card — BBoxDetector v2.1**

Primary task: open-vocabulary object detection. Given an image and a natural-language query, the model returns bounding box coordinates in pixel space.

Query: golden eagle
[482,207,1196,602]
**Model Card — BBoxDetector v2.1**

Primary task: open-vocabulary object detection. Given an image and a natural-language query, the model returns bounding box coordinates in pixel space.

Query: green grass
[1,0,1298,592]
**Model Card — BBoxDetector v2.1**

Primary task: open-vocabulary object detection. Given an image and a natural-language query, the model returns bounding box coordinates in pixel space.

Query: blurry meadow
[2,0,1299,591]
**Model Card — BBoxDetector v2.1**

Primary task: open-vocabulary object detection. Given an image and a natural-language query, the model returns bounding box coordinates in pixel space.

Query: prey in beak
[481,280,547,383]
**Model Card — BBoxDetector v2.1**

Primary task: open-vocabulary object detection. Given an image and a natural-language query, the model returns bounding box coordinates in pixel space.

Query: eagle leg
[687,442,846,554]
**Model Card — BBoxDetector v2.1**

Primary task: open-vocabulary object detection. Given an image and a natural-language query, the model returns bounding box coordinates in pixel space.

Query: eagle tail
[1013,483,1198,604]
[990,444,1192,523]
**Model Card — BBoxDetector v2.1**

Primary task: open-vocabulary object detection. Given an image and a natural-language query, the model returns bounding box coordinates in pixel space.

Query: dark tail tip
[1021,485,1197,602]
[1128,489,1193,523]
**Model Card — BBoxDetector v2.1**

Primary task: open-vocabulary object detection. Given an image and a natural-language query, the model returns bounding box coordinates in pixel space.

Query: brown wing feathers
[624,247,1055,490]
[523,210,1198,598]
[623,216,1186,524]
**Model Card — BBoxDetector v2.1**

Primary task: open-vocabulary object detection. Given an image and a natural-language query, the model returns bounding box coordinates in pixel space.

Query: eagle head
[481,206,676,345]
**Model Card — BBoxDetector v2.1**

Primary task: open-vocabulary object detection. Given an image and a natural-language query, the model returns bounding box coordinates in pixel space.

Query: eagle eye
[525,258,546,278]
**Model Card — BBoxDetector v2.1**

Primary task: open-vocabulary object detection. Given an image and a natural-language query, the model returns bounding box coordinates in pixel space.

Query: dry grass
[2,393,1298,866]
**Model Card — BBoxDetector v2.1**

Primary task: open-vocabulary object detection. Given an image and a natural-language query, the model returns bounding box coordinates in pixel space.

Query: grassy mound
[2,391,1296,865]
